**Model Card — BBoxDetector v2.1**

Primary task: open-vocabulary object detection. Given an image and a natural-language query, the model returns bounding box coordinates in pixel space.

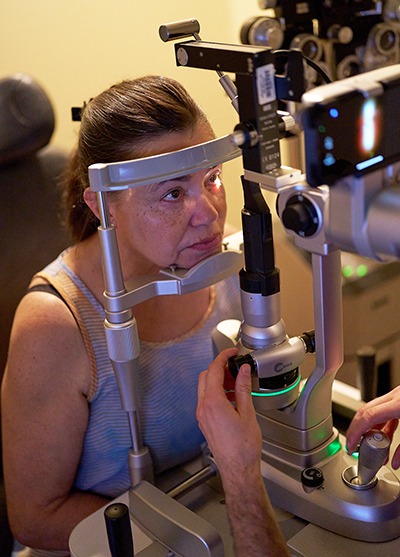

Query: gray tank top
[32,250,242,498]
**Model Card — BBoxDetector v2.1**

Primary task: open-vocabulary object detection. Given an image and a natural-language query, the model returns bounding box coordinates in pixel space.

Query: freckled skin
[109,123,227,277]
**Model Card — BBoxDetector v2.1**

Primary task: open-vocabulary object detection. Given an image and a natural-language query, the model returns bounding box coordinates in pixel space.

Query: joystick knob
[357,429,390,486]
[281,194,319,237]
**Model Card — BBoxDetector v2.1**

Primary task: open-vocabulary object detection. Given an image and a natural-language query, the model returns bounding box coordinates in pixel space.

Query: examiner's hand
[197,349,291,557]
[346,385,400,469]
[196,348,262,482]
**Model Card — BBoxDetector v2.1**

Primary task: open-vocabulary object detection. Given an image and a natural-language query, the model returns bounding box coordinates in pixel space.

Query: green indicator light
[251,375,301,397]
[356,264,368,277]
[318,125,326,133]
[327,438,342,457]
[342,265,354,278]
[345,447,359,459]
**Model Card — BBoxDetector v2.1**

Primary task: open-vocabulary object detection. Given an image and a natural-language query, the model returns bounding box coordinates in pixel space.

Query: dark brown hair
[63,75,210,243]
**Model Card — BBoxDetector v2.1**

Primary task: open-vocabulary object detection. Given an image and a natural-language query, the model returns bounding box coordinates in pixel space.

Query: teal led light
[251,375,301,397]
[356,154,384,171]
[324,136,334,150]
[323,153,336,167]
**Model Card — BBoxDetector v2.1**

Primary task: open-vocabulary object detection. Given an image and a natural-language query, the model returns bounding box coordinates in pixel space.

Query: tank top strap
[30,270,98,400]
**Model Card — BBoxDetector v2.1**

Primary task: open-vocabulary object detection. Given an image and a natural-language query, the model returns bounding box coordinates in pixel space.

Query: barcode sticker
[256,64,276,105]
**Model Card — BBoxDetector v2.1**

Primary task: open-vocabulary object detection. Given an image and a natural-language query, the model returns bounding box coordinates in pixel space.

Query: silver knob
[357,429,390,486]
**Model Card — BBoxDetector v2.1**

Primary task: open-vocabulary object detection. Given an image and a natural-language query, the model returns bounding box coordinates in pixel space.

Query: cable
[273,49,333,84]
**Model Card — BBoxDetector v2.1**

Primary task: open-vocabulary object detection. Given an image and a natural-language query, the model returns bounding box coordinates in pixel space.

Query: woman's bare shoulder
[6,289,91,396]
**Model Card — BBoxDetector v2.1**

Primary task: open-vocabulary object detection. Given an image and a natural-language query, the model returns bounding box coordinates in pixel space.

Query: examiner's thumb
[234,364,254,414]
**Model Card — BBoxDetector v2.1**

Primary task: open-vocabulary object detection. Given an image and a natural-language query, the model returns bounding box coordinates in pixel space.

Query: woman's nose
[189,191,219,227]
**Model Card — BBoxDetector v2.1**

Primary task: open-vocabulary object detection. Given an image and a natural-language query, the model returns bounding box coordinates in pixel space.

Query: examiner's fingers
[392,444,400,470]
[381,419,399,442]
[234,364,254,419]
[203,347,239,391]
[197,347,238,409]
[346,397,400,453]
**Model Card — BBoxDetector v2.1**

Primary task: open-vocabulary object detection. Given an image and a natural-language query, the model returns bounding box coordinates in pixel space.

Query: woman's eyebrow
[148,174,193,192]
[147,165,221,192]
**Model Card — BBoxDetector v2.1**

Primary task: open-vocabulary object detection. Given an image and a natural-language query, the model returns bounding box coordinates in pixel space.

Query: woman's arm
[1,292,109,550]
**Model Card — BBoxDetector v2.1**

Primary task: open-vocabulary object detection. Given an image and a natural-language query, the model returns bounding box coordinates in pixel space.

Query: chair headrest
[0,73,55,165]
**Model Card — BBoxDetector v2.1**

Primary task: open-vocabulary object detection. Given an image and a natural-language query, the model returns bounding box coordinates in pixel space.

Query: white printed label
[256,64,276,105]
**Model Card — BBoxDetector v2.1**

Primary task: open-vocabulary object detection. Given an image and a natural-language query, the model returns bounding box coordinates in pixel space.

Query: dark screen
[303,86,400,187]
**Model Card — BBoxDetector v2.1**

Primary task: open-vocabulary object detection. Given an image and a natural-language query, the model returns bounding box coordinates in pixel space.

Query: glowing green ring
[251,375,301,397]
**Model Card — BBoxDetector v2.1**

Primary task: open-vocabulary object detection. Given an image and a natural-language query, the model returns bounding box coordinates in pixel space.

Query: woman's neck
[65,235,213,343]
[133,288,213,343]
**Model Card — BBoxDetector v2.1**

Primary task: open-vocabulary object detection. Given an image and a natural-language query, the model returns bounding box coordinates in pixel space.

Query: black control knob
[228,353,255,378]
[281,195,319,237]
[301,467,324,488]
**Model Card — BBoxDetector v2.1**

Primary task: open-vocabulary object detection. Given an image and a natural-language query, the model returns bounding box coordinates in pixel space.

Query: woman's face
[110,122,227,274]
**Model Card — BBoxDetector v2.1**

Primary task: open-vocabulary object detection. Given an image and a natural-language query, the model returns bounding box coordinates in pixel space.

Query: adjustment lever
[357,429,391,486]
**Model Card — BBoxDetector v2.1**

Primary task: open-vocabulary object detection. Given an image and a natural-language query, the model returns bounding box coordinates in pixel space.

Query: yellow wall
[0,0,266,228]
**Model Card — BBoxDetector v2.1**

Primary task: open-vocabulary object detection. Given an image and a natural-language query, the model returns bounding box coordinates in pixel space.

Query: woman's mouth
[188,233,222,252]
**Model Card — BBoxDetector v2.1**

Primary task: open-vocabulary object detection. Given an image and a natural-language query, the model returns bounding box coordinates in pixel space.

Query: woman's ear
[83,188,117,225]
[83,188,100,219]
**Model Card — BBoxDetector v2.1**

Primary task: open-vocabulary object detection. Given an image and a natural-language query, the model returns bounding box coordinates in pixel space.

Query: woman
[1,75,242,555]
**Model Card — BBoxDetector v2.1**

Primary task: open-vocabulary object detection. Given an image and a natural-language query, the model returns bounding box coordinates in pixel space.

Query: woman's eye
[207,171,223,190]
[163,188,182,201]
